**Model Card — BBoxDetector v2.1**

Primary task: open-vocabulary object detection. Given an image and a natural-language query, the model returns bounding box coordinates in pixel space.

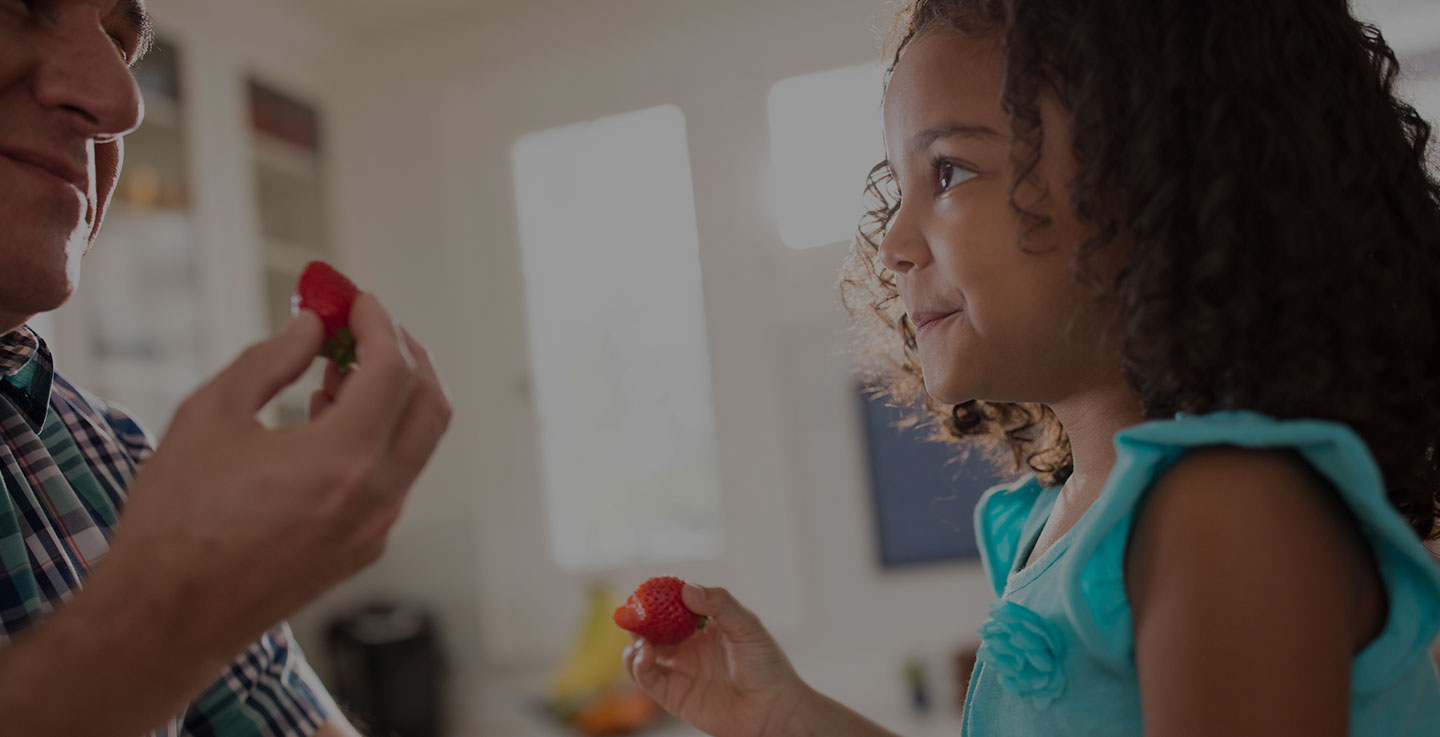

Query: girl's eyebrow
[906,123,1002,160]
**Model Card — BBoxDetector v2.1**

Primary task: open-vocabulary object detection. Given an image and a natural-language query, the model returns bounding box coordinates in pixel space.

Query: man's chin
[0,256,79,328]
[1,281,73,326]
[34,281,74,314]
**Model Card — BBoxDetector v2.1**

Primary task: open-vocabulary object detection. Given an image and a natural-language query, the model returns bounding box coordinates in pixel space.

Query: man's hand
[0,292,452,737]
[112,291,453,659]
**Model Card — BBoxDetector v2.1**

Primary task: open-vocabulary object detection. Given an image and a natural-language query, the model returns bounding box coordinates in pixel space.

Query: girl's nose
[878,207,930,275]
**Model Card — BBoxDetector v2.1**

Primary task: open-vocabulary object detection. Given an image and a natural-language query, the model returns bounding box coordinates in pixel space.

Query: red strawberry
[293,261,359,370]
[612,576,706,645]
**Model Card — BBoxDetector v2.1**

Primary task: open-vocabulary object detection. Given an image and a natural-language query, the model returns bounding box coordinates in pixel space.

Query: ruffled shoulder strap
[1059,410,1440,690]
[975,475,1055,596]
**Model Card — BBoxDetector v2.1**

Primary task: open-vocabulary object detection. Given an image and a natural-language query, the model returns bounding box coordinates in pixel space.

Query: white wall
[1403,50,1440,132]
[94,1,1440,732]
[315,0,998,726]
[141,0,346,372]
[45,0,347,390]
[310,1,1440,730]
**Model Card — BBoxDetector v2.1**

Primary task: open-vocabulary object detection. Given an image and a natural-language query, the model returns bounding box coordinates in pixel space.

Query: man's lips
[0,148,89,195]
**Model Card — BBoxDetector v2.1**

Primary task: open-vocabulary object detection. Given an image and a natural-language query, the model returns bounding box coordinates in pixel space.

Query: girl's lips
[912,310,961,339]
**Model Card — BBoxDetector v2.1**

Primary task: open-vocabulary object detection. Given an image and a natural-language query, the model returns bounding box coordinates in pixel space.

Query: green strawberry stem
[321,327,356,372]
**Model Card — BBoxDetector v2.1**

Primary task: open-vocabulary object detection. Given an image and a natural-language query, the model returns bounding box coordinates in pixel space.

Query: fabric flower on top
[977,599,1068,708]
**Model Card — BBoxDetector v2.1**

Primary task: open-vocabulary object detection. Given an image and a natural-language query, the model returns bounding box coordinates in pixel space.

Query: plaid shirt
[0,327,332,736]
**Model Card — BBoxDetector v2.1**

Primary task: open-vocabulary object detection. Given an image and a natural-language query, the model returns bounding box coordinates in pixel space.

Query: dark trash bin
[326,602,445,737]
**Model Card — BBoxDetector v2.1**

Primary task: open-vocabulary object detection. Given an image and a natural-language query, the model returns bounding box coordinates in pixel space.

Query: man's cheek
[89,138,123,243]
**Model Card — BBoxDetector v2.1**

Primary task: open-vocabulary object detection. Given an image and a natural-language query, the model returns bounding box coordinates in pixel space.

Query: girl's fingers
[649,641,684,668]
[623,641,639,680]
[681,584,770,645]
[629,640,665,694]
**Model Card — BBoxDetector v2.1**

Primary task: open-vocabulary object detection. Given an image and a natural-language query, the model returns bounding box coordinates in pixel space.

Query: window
[511,105,723,572]
[767,63,887,250]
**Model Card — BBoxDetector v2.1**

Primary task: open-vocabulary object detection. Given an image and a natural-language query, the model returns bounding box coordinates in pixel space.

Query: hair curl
[840,0,1440,538]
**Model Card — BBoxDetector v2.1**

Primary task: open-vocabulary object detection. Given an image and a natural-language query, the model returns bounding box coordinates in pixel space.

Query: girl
[623,1,1440,735]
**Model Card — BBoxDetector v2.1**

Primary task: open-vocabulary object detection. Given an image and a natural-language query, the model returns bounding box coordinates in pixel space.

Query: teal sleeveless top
[963,411,1440,736]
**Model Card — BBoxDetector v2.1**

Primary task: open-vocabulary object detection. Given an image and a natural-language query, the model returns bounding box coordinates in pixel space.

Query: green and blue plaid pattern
[0,327,330,737]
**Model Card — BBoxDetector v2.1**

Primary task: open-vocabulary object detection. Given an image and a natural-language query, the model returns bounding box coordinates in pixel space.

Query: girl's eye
[935,159,976,193]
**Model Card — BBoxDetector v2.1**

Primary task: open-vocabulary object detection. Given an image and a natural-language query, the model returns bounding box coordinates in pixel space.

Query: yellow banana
[548,585,633,705]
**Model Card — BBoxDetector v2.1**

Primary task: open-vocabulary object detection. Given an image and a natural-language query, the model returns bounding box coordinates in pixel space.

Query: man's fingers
[399,329,447,401]
[383,330,452,469]
[308,389,335,421]
[206,312,324,415]
[318,293,416,449]
[323,360,344,397]
[362,329,451,496]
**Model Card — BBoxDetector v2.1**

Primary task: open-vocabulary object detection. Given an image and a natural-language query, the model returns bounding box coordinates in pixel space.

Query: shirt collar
[0,326,55,429]
[0,326,41,377]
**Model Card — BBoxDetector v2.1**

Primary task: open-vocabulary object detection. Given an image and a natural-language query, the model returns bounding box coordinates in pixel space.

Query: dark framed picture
[858,389,1013,568]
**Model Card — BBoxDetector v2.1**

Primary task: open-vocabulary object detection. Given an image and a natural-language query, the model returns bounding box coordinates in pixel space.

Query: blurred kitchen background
[25,0,1440,735]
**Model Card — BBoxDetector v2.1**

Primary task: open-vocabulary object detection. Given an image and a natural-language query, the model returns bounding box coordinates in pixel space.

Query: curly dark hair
[840,0,1440,539]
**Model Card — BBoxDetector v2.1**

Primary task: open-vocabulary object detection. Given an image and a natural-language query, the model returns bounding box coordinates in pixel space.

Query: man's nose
[30,8,144,141]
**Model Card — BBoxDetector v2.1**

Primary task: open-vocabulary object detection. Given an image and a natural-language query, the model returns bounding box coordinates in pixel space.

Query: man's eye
[109,34,130,62]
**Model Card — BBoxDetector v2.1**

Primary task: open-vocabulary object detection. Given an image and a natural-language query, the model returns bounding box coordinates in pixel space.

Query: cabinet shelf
[264,239,328,274]
[252,133,323,180]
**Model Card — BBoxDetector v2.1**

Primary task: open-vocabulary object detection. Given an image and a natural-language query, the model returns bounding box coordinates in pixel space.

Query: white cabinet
[248,79,336,426]
[41,40,207,434]
[42,2,343,434]
[32,0,356,708]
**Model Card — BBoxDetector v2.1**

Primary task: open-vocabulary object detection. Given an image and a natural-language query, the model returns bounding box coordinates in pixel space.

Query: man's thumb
[211,311,325,414]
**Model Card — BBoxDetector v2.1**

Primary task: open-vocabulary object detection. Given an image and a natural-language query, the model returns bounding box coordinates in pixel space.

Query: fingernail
[288,309,318,329]
[683,582,705,605]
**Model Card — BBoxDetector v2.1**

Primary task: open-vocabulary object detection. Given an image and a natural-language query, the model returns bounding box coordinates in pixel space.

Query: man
[0,1,452,735]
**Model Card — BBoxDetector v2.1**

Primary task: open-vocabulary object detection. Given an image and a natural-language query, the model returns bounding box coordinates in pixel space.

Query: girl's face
[880,26,1121,406]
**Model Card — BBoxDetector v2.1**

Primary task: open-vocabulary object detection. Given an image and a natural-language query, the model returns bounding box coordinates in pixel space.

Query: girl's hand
[623,583,811,737]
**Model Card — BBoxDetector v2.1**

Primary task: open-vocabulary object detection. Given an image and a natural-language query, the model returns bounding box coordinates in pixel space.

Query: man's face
[0,0,150,331]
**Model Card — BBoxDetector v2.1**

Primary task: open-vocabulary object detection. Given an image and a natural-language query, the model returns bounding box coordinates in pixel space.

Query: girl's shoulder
[1063,410,1440,689]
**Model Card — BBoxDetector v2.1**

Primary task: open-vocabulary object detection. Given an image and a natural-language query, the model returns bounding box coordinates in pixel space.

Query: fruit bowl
[546,585,667,735]
[537,687,665,736]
